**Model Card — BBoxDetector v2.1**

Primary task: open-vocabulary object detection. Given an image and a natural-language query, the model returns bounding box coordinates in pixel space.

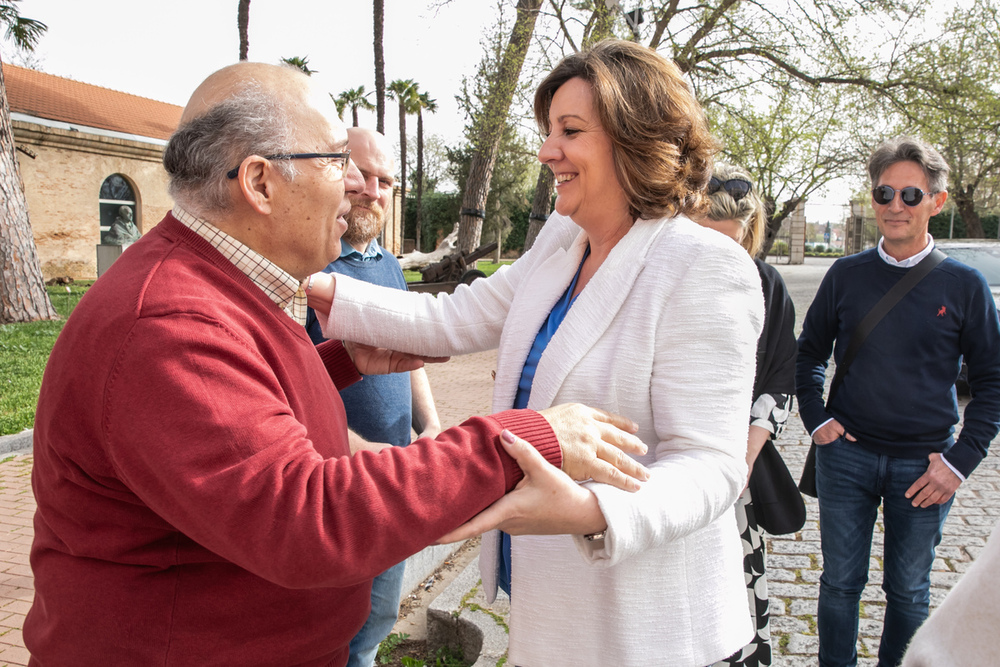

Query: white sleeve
[576,243,763,566]
[323,214,580,357]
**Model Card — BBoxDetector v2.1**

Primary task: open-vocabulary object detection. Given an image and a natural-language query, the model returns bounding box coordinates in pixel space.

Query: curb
[426,554,510,667]
[0,429,32,456]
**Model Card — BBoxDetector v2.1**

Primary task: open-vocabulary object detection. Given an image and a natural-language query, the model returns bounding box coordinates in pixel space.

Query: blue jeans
[347,560,407,667]
[816,436,953,667]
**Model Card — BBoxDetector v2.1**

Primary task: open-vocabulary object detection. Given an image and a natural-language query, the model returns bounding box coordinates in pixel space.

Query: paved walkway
[421,349,1000,666]
[1,344,996,665]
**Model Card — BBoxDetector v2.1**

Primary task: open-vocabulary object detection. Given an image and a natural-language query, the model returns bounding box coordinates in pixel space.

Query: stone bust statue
[103,205,141,245]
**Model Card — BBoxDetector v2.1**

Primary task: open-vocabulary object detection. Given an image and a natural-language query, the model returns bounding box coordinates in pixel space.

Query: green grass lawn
[0,258,516,437]
[0,283,90,436]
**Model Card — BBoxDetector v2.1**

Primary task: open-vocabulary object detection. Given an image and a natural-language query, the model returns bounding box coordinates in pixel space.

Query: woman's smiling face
[538,77,630,230]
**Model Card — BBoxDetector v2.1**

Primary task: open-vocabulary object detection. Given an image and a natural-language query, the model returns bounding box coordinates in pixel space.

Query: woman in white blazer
[308,40,763,667]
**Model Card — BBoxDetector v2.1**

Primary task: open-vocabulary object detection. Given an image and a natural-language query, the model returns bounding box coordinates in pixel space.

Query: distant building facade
[6,63,407,278]
[6,63,181,279]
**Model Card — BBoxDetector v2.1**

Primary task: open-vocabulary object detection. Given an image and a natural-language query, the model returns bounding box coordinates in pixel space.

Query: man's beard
[341,202,385,250]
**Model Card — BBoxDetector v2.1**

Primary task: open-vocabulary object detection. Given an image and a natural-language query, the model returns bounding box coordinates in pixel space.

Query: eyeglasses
[871,185,932,207]
[708,177,752,202]
[226,151,352,180]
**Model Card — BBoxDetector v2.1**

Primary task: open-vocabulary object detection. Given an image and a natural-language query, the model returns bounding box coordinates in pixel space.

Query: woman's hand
[436,429,608,544]
[303,272,336,323]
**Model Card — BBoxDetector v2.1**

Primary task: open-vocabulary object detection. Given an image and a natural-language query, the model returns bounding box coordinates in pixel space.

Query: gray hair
[703,163,767,258]
[163,83,297,213]
[867,136,950,194]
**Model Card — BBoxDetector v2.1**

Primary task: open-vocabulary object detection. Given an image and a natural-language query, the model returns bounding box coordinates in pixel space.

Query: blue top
[339,238,384,261]
[499,246,589,595]
[795,248,1000,477]
[305,250,413,449]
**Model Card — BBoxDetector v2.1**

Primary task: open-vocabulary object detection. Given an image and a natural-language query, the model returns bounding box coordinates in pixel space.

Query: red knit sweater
[25,214,559,666]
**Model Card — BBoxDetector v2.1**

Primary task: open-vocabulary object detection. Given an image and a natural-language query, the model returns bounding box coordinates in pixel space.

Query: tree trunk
[0,58,57,324]
[416,111,424,252]
[237,0,250,61]
[457,0,542,253]
[373,0,385,134]
[954,185,986,238]
[524,166,554,252]
[759,196,802,258]
[397,101,407,238]
[351,106,359,127]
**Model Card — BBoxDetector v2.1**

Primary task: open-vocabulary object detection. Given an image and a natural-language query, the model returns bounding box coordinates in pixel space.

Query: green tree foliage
[534,0,960,246]
[332,85,374,126]
[883,0,1000,238]
[710,79,860,256]
[280,55,317,75]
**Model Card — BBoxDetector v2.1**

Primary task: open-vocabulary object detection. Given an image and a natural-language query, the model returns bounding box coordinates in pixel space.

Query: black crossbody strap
[826,248,946,409]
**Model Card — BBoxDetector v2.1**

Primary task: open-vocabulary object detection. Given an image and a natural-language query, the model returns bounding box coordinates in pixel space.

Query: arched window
[99,174,140,245]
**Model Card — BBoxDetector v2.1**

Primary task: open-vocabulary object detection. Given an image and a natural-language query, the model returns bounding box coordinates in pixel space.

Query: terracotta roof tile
[3,63,182,141]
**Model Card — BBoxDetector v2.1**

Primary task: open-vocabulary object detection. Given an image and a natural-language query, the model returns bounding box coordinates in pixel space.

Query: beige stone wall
[13,120,173,279]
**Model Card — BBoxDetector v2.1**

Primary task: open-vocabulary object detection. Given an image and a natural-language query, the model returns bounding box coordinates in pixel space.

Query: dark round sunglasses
[871,185,932,207]
[708,177,752,202]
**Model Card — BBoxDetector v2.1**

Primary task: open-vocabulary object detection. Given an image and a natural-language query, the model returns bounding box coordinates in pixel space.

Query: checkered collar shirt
[172,206,308,325]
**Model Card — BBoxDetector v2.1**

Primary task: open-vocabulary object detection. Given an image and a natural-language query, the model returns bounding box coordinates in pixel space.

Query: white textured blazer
[326,213,764,667]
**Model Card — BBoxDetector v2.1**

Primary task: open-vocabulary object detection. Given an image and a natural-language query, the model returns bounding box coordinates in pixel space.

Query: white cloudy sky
[5,0,495,145]
[7,0,971,225]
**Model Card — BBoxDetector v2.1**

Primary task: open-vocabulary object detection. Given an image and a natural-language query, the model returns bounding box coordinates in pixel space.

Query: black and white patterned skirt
[713,489,771,667]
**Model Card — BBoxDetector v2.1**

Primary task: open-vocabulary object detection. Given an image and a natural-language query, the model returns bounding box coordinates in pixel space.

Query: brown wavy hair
[534,39,717,221]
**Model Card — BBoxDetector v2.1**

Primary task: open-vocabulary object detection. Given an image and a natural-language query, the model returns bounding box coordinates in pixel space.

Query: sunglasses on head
[708,177,752,202]
[871,185,932,207]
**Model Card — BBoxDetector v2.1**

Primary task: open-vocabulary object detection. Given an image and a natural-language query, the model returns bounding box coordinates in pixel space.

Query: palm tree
[333,86,375,127]
[386,79,418,235]
[280,56,317,76]
[414,90,437,251]
[237,0,250,60]
[373,0,385,134]
[0,1,56,323]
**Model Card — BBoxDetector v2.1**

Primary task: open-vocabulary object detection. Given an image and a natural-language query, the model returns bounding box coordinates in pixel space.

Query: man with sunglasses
[796,136,1000,667]
[24,62,651,666]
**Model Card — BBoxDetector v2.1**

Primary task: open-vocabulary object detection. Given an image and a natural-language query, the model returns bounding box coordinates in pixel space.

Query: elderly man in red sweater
[24,63,648,666]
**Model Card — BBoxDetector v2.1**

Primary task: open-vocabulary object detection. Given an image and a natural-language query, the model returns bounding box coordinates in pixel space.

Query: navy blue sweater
[796,248,1000,477]
[305,253,413,448]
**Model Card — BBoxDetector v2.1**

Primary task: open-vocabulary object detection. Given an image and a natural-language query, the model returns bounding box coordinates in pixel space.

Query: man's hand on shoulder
[905,453,962,507]
[344,340,449,375]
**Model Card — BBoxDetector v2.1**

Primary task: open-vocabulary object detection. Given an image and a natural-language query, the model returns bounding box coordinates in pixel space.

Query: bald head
[341,127,396,250]
[346,127,395,174]
[181,62,312,124]
[164,62,346,216]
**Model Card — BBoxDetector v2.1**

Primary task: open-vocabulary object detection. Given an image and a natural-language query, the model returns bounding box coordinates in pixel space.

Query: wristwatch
[584,530,606,542]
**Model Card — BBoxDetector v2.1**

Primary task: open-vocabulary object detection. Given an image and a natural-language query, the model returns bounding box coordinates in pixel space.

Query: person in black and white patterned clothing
[696,164,797,667]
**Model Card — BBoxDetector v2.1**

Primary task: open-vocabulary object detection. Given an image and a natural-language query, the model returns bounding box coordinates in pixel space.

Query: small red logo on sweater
[937,306,947,317]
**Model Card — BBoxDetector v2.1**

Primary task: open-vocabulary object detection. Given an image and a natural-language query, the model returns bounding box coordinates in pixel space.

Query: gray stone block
[427,555,510,667]
[0,429,32,456]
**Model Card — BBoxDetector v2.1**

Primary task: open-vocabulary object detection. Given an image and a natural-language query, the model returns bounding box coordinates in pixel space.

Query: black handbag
[798,248,946,497]
[748,438,806,534]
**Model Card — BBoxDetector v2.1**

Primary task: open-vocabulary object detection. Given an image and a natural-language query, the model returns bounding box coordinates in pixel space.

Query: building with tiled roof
[7,63,180,278]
